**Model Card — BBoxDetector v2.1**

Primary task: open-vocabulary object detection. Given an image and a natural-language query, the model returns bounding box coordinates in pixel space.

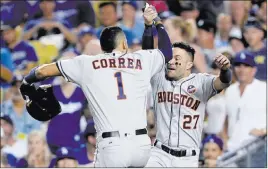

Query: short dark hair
[99,2,117,11]
[172,42,195,61]
[100,26,125,53]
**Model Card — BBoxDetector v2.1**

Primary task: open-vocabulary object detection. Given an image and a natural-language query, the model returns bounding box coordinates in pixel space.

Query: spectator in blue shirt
[119,1,144,42]
[1,24,38,76]
[96,2,134,47]
[0,48,13,85]
[22,0,77,51]
[1,76,41,136]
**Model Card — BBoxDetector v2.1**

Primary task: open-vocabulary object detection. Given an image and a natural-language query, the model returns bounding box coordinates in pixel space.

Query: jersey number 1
[114,72,127,100]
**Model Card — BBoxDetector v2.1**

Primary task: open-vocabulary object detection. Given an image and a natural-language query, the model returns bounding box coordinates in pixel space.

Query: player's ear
[186,61,194,70]
[123,39,128,50]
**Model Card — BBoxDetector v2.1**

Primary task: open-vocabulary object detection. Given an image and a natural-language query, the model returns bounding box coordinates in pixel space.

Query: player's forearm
[219,68,232,84]
[142,24,154,50]
[24,63,61,84]
[156,23,172,63]
[214,68,232,91]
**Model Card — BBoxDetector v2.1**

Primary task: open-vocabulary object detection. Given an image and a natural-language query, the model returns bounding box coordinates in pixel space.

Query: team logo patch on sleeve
[187,85,197,94]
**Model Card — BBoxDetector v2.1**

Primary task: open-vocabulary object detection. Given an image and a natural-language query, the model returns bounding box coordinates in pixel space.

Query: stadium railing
[216,135,267,167]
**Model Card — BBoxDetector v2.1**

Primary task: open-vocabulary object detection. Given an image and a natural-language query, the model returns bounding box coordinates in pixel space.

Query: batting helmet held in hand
[20,84,61,121]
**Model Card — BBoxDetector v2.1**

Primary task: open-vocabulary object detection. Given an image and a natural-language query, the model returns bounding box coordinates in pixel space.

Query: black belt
[154,140,196,157]
[102,128,147,138]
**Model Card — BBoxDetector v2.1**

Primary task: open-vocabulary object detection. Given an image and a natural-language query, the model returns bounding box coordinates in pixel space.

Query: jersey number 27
[114,72,127,100]
[183,115,199,129]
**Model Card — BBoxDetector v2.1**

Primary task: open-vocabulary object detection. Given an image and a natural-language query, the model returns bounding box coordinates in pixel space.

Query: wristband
[144,24,153,28]
[154,16,161,23]
[24,67,40,84]
[219,68,232,83]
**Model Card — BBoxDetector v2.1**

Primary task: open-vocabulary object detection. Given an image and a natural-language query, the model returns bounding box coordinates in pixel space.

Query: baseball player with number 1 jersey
[141,16,232,167]
[20,24,171,167]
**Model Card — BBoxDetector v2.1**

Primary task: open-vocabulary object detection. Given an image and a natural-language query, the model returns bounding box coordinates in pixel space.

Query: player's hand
[143,5,158,25]
[214,54,231,70]
[19,80,36,100]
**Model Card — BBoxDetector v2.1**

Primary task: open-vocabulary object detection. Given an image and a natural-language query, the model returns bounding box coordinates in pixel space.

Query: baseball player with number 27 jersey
[142,16,232,167]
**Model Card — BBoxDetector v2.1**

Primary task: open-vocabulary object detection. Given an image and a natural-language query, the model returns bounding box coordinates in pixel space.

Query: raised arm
[141,4,154,50]
[142,24,154,50]
[213,54,232,91]
[155,21,172,63]
[142,5,172,63]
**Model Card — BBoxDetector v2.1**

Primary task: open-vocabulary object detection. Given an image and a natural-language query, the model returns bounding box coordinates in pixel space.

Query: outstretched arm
[142,5,172,63]
[23,56,85,85]
[23,63,61,84]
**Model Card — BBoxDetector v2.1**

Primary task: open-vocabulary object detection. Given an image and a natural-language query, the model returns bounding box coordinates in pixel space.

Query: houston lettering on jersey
[157,91,200,111]
[92,58,142,70]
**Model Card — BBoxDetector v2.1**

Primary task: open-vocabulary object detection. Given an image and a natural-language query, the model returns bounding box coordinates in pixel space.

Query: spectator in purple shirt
[46,78,87,152]
[25,0,42,20]
[22,0,77,51]
[54,0,95,29]
[0,1,28,28]
[243,17,267,81]
[1,24,38,76]
[45,59,90,165]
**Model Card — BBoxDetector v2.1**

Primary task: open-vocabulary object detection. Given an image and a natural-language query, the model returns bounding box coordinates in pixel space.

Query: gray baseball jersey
[151,69,217,149]
[56,49,164,135]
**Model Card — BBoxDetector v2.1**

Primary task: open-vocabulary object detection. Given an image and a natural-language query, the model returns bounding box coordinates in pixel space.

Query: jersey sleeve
[56,55,85,85]
[144,49,165,78]
[201,73,218,101]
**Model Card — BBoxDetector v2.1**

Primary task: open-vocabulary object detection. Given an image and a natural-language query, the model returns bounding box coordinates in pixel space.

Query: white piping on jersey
[167,81,175,147]
[166,75,197,147]
[177,75,196,147]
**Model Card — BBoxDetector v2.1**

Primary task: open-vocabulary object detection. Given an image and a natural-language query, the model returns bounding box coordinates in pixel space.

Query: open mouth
[167,66,176,70]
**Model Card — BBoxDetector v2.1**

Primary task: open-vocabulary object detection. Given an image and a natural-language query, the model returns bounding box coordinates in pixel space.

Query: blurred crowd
[0,0,267,168]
